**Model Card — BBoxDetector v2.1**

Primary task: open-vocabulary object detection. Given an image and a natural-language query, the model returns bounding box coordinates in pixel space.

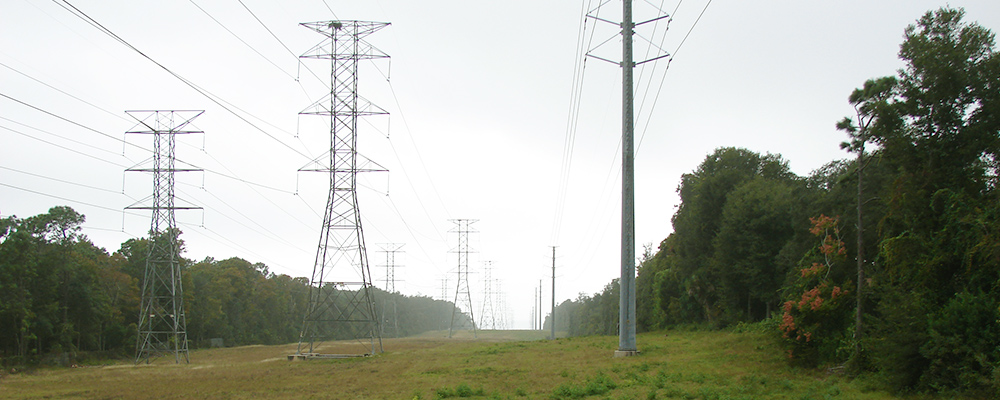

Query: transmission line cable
[1,92,146,153]
[187,0,296,80]
[320,0,341,20]
[0,165,135,199]
[4,63,319,240]
[0,182,139,215]
[177,186,312,255]
[551,0,601,245]
[180,223,298,276]
[194,151,318,231]
[0,115,128,160]
[636,0,712,157]
[0,123,128,168]
[3,96,315,275]
[385,137,447,242]
[236,0,326,87]
[374,191,448,275]
[0,61,131,123]
[633,0,676,133]
[1,64,205,156]
[52,0,314,161]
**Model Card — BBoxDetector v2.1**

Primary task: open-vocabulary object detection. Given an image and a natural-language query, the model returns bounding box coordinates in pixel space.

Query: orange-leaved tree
[779,214,854,366]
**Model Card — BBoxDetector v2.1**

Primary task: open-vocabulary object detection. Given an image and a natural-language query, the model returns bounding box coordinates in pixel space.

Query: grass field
[0,329,916,399]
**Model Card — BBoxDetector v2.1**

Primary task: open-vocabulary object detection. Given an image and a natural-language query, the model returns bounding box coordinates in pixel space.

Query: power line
[1,66,207,156]
[187,0,296,80]
[0,61,130,123]
[636,0,713,156]
[236,0,325,88]
[1,92,297,202]
[320,0,341,20]
[177,186,312,256]
[633,0,677,141]
[551,0,598,246]
[203,169,295,195]
[52,0,314,161]
[0,91,145,152]
[0,182,137,215]
[0,115,128,160]
[385,138,447,241]
[0,123,128,168]
[237,0,298,61]
[0,165,132,198]
[371,191,447,277]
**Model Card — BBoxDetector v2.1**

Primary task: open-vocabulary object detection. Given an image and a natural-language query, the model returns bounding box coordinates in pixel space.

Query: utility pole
[531,286,537,330]
[448,219,478,338]
[294,20,390,359]
[530,301,535,331]
[617,0,638,358]
[538,279,543,331]
[586,0,669,358]
[551,246,557,340]
[126,110,204,364]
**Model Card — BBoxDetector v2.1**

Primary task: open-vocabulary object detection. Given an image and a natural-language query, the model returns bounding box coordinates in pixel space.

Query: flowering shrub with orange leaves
[779,214,853,366]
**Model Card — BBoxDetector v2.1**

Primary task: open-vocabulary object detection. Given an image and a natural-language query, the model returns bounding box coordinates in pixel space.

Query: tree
[23,206,85,245]
[636,242,661,331]
[670,147,801,324]
[836,75,898,363]
[861,7,1000,392]
[713,177,800,321]
[0,215,38,360]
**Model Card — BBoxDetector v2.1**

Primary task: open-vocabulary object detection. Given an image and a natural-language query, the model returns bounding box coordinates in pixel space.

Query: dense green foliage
[0,207,470,365]
[550,7,1000,395]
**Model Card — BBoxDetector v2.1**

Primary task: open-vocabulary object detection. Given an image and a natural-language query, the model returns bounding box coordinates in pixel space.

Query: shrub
[920,291,1000,393]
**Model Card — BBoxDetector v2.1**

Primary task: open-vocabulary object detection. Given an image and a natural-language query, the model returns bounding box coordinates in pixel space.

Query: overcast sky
[3,1,999,330]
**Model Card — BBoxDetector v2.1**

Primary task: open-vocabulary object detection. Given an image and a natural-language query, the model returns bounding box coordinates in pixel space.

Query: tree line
[548,7,999,394]
[0,206,470,365]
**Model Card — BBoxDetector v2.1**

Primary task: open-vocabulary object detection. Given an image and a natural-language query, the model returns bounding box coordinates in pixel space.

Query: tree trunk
[855,147,865,357]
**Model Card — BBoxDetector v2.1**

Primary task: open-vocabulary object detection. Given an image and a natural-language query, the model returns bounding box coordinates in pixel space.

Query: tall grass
[0,329,908,399]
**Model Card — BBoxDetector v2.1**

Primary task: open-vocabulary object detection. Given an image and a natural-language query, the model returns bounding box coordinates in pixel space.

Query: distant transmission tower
[448,219,477,338]
[440,277,450,302]
[378,243,404,338]
[479,261,497,330]
[125,110,204,364]
[294,20,390,358]
[496,279,509,330]
[440,276,450,330]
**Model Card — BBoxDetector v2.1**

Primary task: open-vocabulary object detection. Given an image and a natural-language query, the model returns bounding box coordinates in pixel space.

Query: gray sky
[3,1,999,330]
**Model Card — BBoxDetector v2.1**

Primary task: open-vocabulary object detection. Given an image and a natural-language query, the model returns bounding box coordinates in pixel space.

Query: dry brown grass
[0,329,905,399]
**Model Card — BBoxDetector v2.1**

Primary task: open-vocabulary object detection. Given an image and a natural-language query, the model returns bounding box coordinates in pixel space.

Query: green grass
[0,329,920,399]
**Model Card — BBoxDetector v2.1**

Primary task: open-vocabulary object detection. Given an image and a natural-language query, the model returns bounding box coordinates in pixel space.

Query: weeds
[552,372,618,399]
[435,382,485,399]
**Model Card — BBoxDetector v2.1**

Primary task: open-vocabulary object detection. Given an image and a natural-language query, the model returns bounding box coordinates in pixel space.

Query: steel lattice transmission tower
[448,219,477,338]
[479,261,497,330]
[125,110,204,364]
[377,243,404,338]
[294,20,389,358]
